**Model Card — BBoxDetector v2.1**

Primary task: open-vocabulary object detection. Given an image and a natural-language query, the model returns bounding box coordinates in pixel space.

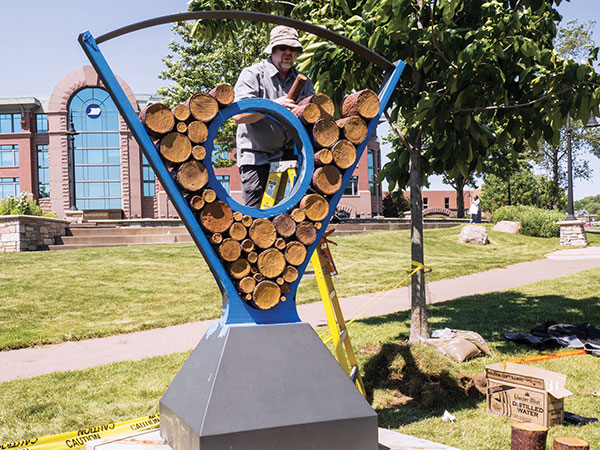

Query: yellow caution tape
[0,415,159,450]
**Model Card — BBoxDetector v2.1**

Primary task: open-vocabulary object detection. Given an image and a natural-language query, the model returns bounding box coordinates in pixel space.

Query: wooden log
[286,74,307,101]
[281,283,290,294]
[292,103,321,125]
[245,293,253,301]
[176,122,188,133]
[187,121,209,144]
[230,258,251,279]
[553,437,590,450]
[209,83,235,106]
[340,89,380,119]
[219,238,241,262]
[331,139,357,169]
[511,422,548,450]
[282,265,299,283]
[312,118,340,148]
[210,233,223,245]
[233,211,243,221]
[247,251,258,264]
[187,92,219,122]
[241,238,255,253]
[159,132,192,163]
[200,200,233,233]
[296,221,317,245]
[315,222,322,230]
[177,160,208,192]
[299,193,329,221]
[276,277,284,285]
[298,93,335,118]
[172,103,191,122]
[191,145,206,161]
[249,218,277,249]
[290,208,306,223]
[274,237,286,250]
[253,272,263,282]
[314,148,334,166]
[253,280,282,310]
[239,276,256,294]
[312,165,342,195]
[202,189,217,203]
[257,248,286,279]
[140,103,175,137]
[285,241,307,266]
[336,116,368,145]
[241,215,253,227]
[229,222,247,241]
[189,195,205,211]
[272,214,296,238]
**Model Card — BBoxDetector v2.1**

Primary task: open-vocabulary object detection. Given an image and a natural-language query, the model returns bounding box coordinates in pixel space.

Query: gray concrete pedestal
[159,322,377,450]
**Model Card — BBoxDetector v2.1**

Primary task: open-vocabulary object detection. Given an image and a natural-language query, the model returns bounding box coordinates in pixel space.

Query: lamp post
[66,112,79,211]
[565,116,575,220]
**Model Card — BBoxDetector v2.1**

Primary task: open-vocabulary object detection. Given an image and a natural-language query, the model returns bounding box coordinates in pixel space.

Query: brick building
[0,66,383,219]
[402,188,482,216]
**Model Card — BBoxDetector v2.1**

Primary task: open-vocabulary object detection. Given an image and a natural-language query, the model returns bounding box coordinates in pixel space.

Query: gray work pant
[240,164,270,208]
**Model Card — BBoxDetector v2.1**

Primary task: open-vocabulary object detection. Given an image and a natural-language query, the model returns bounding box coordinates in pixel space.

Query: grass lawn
[1,265,599,448]
[0,226,564,351]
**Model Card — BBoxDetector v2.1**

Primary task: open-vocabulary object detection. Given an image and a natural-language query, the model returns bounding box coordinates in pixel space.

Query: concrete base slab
[86,428,462,450]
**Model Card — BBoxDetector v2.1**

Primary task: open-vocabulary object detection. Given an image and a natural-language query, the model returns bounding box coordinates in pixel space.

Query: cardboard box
[485,362,573,427]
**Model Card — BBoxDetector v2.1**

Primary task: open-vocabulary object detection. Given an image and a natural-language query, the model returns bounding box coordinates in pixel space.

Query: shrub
[382,191,409,217]
[491,205,565,238]
[0,192,56,217]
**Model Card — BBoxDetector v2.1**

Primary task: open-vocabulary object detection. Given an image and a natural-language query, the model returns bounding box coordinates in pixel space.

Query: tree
[382,191,410,217]
[575,194,600,215]
[187,0,600,340]
[443,174,477,218]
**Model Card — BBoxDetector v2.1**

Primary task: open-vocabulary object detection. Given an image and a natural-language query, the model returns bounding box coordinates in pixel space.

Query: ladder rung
[350,366,359,383]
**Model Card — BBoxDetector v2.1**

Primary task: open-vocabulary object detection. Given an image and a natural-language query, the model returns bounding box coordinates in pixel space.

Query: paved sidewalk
[1,246,599,383]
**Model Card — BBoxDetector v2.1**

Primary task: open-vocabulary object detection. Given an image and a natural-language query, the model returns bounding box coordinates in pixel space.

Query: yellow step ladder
[260,164,366,396]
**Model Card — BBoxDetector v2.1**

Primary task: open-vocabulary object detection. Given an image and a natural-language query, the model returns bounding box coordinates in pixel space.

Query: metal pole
[66,112,79,211]
[566,116,575,221]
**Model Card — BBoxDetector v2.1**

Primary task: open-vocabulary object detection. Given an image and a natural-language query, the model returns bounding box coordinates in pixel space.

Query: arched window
[68,88,122,209]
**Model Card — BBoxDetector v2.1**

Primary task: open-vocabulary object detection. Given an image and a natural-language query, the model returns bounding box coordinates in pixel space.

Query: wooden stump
[239,276,256,294]
[296,221,317,245]
[177,160,208,192]
[187,92,219,122]
[331,139,356,169]
[341,89,380,119]
[298,93,334,118]
[336,116,367,145]
[272,214,296,238]
[293,103,321,125]
[553,437,590,450]
[312,165,342,195]
[189,195,205,211]
[229,222,248,241]
[160,132,192,163]
[209,83,235,106]
[140,103,174,137]
[312,118,340,148]
[249,218,277,249]
[200,200,233,233]
[230,258,251,279]
[219,238,241,262]
[257,248,286,279]
[314,148,334,166]
[511,422,548,450]
[290,208,306,223]
[191,145,206,160]
[300,194,329,221]
[187,121,208,144]
[253,280,281,310]
[172,103,191,122]
[285,241,307,266]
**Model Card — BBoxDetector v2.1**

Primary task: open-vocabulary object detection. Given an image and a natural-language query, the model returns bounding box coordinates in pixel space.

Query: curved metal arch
[95,10,395,71]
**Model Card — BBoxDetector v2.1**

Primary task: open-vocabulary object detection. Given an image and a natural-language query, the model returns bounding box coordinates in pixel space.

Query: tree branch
[384,110,414,152]
[452,87,575,112]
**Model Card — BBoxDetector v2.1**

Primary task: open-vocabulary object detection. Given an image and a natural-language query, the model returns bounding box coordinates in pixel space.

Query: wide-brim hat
[264,25,303,55]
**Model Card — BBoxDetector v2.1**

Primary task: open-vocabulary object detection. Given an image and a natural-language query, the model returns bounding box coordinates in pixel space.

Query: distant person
[469,195,481,223]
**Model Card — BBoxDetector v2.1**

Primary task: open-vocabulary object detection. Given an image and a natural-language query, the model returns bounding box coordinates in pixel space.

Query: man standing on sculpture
[233,26,314,207]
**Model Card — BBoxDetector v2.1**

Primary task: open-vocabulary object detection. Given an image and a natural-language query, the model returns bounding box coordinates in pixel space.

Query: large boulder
[493,220,521,234]
[459,225,489,245]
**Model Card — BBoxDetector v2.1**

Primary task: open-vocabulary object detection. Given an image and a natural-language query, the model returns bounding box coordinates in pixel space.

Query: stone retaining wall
[557,220,588,247]
[0,215,69,252]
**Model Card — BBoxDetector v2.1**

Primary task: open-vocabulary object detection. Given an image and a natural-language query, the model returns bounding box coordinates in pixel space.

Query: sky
[2,1,598,199]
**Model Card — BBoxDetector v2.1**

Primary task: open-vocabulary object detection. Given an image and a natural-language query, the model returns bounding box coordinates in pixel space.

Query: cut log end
[553,436,590,450]
[230,258,251,279]
[290,208,306,223]
[189,195,205,211]
[229,222,248,241]
[219,238,241,262]
[191,145,206,161]
[140,103,175,136]
[172,103,191,122]
[300,194,329,221]
[253,280,282,310]
[160,132,192,163]
[241,238,255,253]
[187,121,208,144]
[313,118,340,148]
[209,83,235,106]
[200,200,233,233]
[511,422,548,450]
[282,265,299,283]
[177,160,208,192]
[296,221,317,245]
[257,248,286,279]
[187,92,219,122]
[341,89,380,119]
[312,165,342,195]
[202,189,217,203]
[331,139,357,169]
[239,276,256,294]
[249,218,277,249]
[285,241,307,266]
[314,148,334,166]
[272,214,296,238]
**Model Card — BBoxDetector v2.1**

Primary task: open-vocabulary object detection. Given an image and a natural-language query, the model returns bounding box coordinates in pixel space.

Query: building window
[142,154,155,197]
[37,145,49,198]
[344,176,359,196]
[444,197,450,209]
[0,145,19,167]
[216,175,230,194]
[423,197,428,208]
[0,114,22,133]
[0,178,19,198]
[36,114,48,133]
[368,149,376,194]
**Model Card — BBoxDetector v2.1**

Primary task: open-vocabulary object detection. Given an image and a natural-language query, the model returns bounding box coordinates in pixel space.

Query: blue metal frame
[78,16,405,326]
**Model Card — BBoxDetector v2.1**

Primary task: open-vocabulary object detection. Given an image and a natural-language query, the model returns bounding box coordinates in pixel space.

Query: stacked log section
[140,103,175,137]
[296,221,317,245]
[553,437,590,450]
[314,149,333,166]
[272,214,296,238]
[293,103,321,125]
[257,248,286,279]
[187,121,208,144]
[239,276,256,294]
[209,83,235,106]
[249,219,277,249]
[286,74,308,101]
[200,200,233,233]
[210,233,222,245]
[312,118,340,148]
[510,423,547,450]
[233,211,243,221]
[172,104,191,122]
[253,281,281,310]
[187,92,219,122]
[274,238,286,250]
[285,241,307,266]
[331,140,357,169]
[290,208,306,223]
[176,122,188,133]
[191,145,206,160]
[219,238,241,262]
[202,189,217,203]
[177,160,208,192]
[282,265,299,283]
[312,165,342,195]
[241,238,255,253]
[160,132,192,163]
[281,283,290,294]
[189,195,205,211]
[241,215,253,227]
[298,93,335,118]
[247,251,258,264]
[229,222,247,241]
[230,258,251,279]
[341,89,380,119]
[300,194,329,221]
[336,116,367,145]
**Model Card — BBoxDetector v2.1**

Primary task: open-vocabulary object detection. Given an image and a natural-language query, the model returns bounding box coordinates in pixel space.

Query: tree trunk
[551,146,560,208]
[511,422,548,450]
[455,176,466,219]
